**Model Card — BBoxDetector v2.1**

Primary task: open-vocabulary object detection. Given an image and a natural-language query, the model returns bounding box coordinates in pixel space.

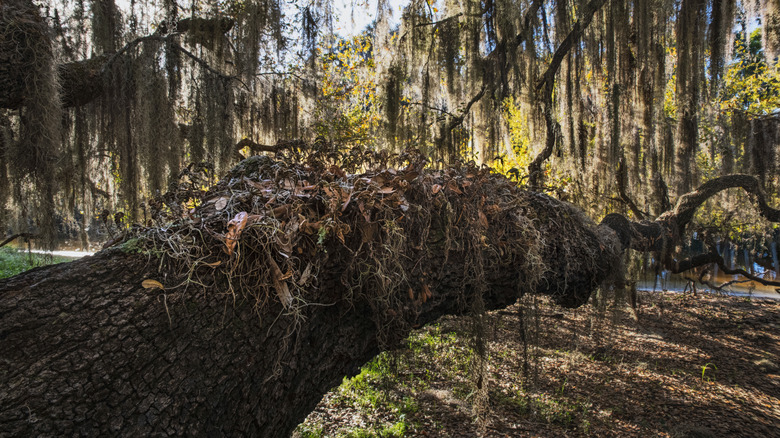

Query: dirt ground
[296,291,780,437]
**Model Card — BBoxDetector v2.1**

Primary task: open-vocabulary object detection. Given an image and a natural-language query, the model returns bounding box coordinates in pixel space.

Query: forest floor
[294,291,780,438]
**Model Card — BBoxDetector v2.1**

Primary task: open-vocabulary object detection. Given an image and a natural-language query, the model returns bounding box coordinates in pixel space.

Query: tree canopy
[1,0,779,253]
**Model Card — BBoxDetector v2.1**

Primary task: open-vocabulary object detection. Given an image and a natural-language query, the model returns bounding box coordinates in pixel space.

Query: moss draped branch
[600,173,780,288]
[1,16,235,110]
[527,0,607,190]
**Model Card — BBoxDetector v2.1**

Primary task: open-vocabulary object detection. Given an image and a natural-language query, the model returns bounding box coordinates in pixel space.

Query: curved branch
[660,174,780,231]
[671,250,780,288]
[600,173,780,289]
[438,0,542,141]
[446,86,486,131]
[528,0,607,190]
[534,0,607,94]
[235,138,306,154]
[0,233,36,249]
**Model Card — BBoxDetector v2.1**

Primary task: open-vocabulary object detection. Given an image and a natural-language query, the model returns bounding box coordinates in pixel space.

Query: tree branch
[528,0,607,190]
[671,250,780,288]
[513,0,544,47]
[616,157,647,220]
[600,173,780,289]
[235,138,307,154]
[447,86,486,131]
[414,13,463,27]
[436,0,542,141]
[659,174,780,232]
[1,14,235,110]
[534,0,606,94]
[0,233,36,249]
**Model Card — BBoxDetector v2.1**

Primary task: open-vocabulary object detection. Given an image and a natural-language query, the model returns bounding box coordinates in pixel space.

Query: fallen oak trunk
[0,156,619,436]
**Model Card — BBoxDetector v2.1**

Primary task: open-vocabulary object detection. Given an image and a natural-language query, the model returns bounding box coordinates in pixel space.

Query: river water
[636,265,780,300]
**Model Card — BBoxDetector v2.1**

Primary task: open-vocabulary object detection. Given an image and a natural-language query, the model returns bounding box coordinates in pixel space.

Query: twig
[414,13,463,27]
[235,138,307,154]
[99,35,236,83]
[0,233,37,249]
[405,101,457,118]
[447,86,486,131]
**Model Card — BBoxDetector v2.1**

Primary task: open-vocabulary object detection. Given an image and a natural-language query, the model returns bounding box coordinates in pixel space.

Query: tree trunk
[0,193,615,436]
[3,164,779,436]
[0,250,435,436]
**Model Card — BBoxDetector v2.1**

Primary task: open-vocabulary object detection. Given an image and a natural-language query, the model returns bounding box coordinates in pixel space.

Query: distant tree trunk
[765,0,780,63]
[674,0,707,194]
[0,0,234,111]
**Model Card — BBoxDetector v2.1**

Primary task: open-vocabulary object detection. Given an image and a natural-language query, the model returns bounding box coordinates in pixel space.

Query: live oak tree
[2,0,780,435]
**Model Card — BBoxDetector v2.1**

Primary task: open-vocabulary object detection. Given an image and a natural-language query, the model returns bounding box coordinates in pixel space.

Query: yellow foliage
[493,98,532,182]
[314,35,380,146]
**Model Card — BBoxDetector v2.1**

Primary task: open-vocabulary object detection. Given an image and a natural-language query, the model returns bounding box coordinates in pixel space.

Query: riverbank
[296,291,780,437]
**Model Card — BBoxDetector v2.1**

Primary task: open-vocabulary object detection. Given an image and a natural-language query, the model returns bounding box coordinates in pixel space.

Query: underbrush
[0,247,70,279]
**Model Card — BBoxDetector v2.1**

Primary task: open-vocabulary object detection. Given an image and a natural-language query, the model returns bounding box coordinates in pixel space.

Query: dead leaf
[372,174,388,185]
[247,214,264,224]
[423,283,432,300]
[142,279,164,290]
[215,197,229,211]
[336,226,346,244]
[224,212,248,256]
[408,287,415,300]
[479,210,489,228]
[203,260,222,268]
[281,178,297,190]
[446,180,462,194]
[341,192,353,212]
[268,257,293,308]
[298,262,313,285]
[402,171,419,182]
[485,204,501,215]
[432,184,442,194]
[329,165,347,179]
[378,186,396,194]
[271,204,291,219]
